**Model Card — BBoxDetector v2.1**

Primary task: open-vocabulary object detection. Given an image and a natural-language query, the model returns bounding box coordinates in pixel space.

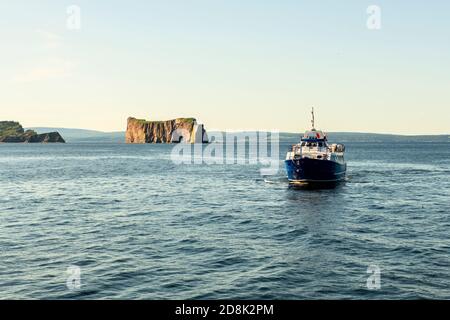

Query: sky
[0,0,449,134]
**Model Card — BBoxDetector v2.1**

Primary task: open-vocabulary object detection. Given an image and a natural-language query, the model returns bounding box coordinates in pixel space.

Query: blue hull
[285,158,346,184]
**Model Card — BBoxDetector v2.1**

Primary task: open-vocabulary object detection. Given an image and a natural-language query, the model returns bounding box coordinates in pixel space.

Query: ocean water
[0,139,449,299]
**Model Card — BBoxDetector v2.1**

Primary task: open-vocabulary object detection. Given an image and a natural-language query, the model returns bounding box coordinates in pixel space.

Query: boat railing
[288,145,331,160]
[288,143,345,161]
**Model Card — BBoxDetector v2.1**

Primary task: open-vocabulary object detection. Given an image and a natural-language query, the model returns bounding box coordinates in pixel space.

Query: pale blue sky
[0,0,449,133]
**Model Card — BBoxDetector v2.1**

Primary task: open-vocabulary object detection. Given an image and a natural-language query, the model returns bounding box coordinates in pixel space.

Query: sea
[0,136,449,299]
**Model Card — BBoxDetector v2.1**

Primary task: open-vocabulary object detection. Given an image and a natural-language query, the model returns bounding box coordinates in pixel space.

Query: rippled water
[0,140,449,299]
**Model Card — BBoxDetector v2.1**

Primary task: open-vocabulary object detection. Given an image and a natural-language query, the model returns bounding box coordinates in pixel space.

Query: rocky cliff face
[126,117,208,143]
[0,121,65,143]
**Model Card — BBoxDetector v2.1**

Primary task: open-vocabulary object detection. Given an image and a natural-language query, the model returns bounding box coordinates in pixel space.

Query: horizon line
[26,126,450,137]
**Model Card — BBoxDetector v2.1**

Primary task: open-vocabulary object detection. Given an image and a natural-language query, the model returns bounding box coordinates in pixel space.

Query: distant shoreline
[24,127,448,144]
[27,127,449,137]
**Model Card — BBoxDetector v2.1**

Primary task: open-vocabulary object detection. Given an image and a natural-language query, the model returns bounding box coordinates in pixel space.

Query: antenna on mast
[311,107,315,130]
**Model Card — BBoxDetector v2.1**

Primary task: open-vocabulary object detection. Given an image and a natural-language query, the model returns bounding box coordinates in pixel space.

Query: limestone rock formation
[126,117,208,144]
[0,121,65,143]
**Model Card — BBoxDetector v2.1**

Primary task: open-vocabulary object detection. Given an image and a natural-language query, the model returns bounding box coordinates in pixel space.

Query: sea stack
[0,121,65,143]
[125,117,209,144]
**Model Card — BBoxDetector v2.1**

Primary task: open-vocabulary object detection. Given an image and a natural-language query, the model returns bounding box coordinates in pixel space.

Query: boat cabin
[300,129,328,147]
[287,129,345,161]
[301,129,327,142]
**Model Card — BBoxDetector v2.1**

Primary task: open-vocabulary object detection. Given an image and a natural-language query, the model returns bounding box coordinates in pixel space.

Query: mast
[311,107,315,130]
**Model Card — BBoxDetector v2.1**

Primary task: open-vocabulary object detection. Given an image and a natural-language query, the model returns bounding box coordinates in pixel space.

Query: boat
[285,108,347,186]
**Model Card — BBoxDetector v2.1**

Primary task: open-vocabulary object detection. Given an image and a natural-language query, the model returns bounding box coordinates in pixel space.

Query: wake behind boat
[285,108,347,186]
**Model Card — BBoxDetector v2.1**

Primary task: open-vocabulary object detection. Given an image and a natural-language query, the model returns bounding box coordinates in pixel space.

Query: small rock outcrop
[126,117,208,144]
[0,121,65,143]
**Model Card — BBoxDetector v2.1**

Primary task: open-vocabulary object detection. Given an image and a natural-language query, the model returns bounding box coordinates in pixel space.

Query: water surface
[0,140,449,299]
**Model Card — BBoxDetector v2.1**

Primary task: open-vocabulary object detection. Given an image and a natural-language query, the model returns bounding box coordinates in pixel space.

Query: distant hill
[28,127,124,143]
[208,131,449,143]
[306,132,449,143]
[27,127,448,143]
